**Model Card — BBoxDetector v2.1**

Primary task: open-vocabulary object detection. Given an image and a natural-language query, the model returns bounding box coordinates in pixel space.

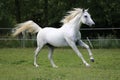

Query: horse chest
[65,29,79,42]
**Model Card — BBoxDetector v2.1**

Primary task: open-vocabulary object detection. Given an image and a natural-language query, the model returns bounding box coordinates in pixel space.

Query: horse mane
[60,8,83,24]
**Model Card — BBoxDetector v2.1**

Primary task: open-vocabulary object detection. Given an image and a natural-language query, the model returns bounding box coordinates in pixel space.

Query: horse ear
[85,8,89,11]
[83,9,85,12]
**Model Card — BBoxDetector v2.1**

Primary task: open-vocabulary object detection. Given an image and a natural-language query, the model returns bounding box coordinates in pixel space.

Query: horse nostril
[92,22,95,25]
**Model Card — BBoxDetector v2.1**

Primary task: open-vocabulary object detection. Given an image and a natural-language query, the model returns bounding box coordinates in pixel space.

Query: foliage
[0,0,119,28]
[0,0,120,47]
[95,35,120,48]
[0,48,120,80]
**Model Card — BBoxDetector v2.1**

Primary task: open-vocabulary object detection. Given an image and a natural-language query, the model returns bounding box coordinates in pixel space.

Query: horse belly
[45,31,68,47]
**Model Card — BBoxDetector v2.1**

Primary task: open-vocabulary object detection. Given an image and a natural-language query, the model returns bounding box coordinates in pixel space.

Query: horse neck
[69,14,82,31]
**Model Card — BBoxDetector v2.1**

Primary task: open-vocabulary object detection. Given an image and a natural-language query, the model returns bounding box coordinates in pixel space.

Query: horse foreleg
[65,37,90,67]
[48,46,58,68]
[78,40,94,62]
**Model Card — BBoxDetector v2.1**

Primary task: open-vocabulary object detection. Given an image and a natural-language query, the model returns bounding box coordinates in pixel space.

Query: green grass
[0,48,120,80]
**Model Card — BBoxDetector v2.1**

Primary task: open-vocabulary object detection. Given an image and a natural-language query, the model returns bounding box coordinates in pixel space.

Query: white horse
[12,8,95,68]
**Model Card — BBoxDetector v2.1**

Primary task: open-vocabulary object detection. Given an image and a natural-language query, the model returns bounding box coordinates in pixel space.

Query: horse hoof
[53,65,58,68]
[34,64,39,67]
[86,63,90,68]
[90,59,95,62]
[36,65,39,67]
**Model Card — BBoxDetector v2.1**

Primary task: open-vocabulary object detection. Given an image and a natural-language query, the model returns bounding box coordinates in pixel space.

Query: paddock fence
[0,27,120,48]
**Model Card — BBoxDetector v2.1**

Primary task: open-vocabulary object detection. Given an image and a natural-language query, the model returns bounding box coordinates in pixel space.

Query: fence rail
[1,27,120,30]
[0,28,120,48]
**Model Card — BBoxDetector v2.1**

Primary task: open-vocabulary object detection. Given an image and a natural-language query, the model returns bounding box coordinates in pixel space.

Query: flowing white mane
[61,8,83,24]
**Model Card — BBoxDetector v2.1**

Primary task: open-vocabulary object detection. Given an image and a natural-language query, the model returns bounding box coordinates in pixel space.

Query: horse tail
[12,20,42,37]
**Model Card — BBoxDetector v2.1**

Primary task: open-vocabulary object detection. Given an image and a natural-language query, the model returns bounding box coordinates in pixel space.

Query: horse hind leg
[34,45,44,67]
[48,45,58,68]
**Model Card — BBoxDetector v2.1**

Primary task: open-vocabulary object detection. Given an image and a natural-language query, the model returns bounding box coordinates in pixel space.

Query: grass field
[0,48,120,80]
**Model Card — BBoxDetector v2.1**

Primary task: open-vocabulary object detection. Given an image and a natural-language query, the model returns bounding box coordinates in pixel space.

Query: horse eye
[84,15,87,18]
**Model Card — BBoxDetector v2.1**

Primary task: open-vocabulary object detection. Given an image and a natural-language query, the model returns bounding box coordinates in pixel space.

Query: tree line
[0,0,120,38]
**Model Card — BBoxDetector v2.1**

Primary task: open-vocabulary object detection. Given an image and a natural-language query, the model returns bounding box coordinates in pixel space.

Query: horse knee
[35,48,40,54]
[84,44,90,49]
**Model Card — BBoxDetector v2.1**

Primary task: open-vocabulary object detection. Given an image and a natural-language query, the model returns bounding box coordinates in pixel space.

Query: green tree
[0,0,119,37]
